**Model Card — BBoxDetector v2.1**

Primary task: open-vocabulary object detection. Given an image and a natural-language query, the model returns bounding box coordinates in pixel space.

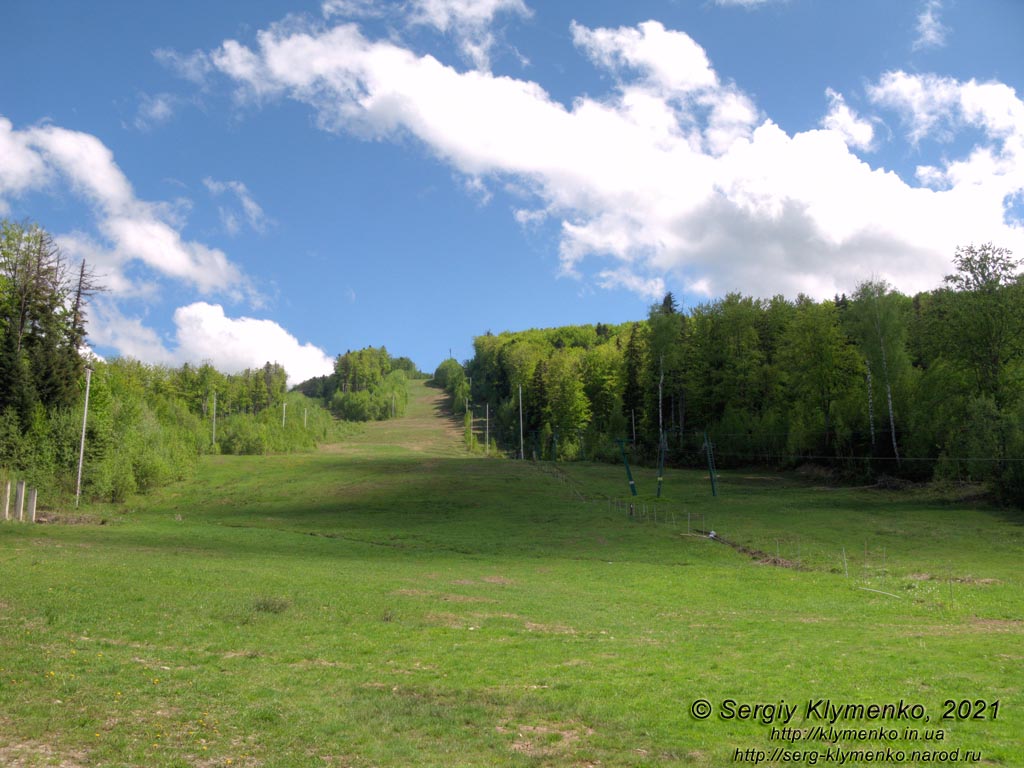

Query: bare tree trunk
[880,340,900,466]
[866,357,876,449]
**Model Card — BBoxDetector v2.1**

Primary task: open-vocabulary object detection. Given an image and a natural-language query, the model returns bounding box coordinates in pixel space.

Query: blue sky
[2,0,1022,381]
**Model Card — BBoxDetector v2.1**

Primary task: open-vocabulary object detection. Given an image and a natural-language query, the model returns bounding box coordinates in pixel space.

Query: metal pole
[282,401,287,427]
[75,366,93,508]
[518,384,524,460]
[485,403,489,456]
[616,439,638,496]
[212,389,217,446]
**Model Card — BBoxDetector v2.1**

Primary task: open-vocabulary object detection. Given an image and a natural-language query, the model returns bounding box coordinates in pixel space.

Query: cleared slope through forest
[319,379,467,458]
[0,378,1021,767]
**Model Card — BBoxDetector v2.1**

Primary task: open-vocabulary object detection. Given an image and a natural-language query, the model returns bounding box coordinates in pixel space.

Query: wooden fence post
[15,480,26,522]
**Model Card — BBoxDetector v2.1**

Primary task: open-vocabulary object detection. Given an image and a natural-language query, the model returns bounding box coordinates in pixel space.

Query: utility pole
[75,366,93,508]
[282,401,287,428]
[485,402,489,456]
[212,390,217,446]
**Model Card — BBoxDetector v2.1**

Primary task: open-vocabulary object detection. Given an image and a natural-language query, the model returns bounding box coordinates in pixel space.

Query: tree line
[1,219,335,504]
[453,244,1024,504]
[295,346,425,421]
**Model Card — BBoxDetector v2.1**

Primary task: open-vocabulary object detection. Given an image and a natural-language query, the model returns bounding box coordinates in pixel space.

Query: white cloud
[0,118,248,297]
[571,20,717,96]
[410,0,531,70]
[27,123,136,210]
[0,117,50,210]
[821,88,874,150]
[571,20,759,156]
[914,0,948,51]
[197,18,1024,302]
[321,0,384,19]
[596,268,665,300]
[134,92,180,130]
[172,302,334,384]
[868,72,1024,198]
[867,71,960,144]
[154,48,214,85]
[89,301,334,385]
[88,299,177,365]
[204,177,269,234]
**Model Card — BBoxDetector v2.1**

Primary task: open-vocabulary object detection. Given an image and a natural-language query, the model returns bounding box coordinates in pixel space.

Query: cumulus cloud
[913,0,948,51]
[90,301,333,385]
[0,117,248,297]
[189,16,1023,301]
[868,71,1024,200]
[173,302,334,384]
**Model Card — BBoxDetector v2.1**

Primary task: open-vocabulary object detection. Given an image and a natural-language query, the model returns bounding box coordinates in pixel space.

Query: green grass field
[2,380,1021,767]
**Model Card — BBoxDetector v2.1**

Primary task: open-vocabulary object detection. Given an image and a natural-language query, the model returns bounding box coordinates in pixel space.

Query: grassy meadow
[1,380,1021,767]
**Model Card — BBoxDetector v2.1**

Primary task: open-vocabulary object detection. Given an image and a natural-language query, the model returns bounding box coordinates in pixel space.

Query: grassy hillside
[1,379,1021,767]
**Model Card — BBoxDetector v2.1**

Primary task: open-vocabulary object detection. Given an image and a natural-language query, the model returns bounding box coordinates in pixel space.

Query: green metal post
[616,439,638,497]
[704,430,718,497]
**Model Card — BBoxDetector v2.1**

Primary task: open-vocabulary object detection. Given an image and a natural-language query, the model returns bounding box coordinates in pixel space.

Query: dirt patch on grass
[524,621,577,635]
[394,588,495,604]
[969,618,1023,632]
[906,573,1001,585]
[440,594,495,604]
[482,575,515,585]
[499,721,595,759]
[699,530,801,569]
[34,512,107,525]
[904,618,1023,636]
[0,741,90,767]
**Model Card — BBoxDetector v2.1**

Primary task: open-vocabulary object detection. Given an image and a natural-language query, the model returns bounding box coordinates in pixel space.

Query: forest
[441,243,1024,504]
[294,345,425,421]
[0,219,334,504]
[3,214,1023,507]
